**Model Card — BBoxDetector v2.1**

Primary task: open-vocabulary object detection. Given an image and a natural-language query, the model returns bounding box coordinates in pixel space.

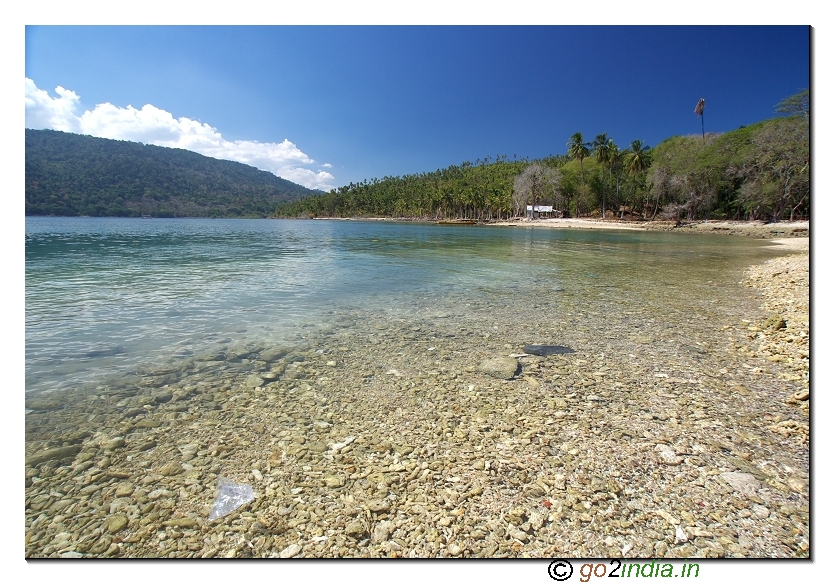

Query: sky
[24,25,810,192]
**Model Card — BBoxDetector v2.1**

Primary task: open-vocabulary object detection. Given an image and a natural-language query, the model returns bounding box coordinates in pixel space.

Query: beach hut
[526,205,554,219]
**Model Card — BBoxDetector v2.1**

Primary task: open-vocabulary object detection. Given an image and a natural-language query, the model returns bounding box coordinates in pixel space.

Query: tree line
[277,90,809,222]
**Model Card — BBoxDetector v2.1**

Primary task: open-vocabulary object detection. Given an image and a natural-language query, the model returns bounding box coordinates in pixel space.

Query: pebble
[279,544,301,558]
[720,472,762,497]
[345,521,366,539]
[104,515,129,534]
[114,483,134,497]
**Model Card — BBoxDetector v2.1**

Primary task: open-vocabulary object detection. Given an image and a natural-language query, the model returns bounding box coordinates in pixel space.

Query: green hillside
[25,129,320,217]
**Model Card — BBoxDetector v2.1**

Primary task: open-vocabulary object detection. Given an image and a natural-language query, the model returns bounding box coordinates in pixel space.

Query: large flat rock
[478,356,519,380]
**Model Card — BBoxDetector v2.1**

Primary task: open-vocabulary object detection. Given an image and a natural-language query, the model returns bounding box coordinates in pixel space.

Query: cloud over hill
[25,78,335,191]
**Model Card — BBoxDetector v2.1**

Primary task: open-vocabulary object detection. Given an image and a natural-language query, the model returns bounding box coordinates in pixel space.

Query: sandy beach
[489,218,810,239]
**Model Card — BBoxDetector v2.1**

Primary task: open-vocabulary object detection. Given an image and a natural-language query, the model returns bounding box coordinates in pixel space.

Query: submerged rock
[26,445,81,467]
[478,357,520,380]
[523,344,575,356]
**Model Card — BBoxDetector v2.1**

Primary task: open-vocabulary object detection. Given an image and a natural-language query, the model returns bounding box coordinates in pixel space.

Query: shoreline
[313,216,810,239]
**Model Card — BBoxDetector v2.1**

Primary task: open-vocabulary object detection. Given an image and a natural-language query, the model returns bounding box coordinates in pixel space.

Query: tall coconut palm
[567,132,590,185]
[626,140,651,176]
[626,140,652,216]
[608,142,623,217]
[593,134,614,219]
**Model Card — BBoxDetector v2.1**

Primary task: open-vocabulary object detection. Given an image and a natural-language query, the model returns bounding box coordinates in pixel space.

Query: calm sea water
[25,217,778,397]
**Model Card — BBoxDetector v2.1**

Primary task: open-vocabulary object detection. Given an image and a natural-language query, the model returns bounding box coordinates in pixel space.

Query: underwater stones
[114,483,134,497]
[26,445,81,467]
[478,357,519,380]
[104,514,129,534]
[260,347,289,362]
[158,463,183,477]
[329,436,356,452]
[244,375,264,388]
[27,396,69,411]
[102,437,126,451]
[59,431,92,444]
[24,247,809,558]
[153,391,174,404]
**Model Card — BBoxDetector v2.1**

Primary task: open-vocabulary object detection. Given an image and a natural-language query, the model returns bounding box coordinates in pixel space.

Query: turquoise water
[25,217,777,397]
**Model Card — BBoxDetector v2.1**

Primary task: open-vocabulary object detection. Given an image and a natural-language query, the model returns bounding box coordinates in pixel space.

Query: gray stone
[478,357,519,380]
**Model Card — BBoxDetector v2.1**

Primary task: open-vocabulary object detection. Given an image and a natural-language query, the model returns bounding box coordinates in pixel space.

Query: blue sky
[25,25,810,191]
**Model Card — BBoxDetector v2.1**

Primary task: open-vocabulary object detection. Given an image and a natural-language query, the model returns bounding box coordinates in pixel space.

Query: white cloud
[24,78,82,133]
[25,78,335,191]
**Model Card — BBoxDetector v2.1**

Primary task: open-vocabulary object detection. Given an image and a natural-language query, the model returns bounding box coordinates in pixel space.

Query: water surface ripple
[25,217,777,397]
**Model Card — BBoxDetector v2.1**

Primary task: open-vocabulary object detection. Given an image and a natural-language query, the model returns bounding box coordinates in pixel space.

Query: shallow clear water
[25,217,778,397]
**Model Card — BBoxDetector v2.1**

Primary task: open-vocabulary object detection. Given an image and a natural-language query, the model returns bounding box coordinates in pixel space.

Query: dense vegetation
[277,91,810,222]
[25,129,320,217]
[648,116,809,222]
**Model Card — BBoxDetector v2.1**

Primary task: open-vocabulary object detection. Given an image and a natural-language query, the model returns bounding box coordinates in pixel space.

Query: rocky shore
[25,238,810,559]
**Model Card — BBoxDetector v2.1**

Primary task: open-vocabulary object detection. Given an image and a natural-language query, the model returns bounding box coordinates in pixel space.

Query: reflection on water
[25,217,777,397]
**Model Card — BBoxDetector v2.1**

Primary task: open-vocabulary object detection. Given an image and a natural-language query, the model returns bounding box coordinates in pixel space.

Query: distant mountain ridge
[25,129,321,217]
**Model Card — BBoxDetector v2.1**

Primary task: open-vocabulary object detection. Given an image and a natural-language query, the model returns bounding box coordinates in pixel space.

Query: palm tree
[695,98,705,143]
[593,134,614,219]
[626,140,652,217]
[608,141,623,217]
[567,132,591,185]
[626,140,651,176]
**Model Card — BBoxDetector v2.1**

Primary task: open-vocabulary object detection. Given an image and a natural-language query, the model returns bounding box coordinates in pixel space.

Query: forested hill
[275,115,809,223]
[25,129,321,217]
